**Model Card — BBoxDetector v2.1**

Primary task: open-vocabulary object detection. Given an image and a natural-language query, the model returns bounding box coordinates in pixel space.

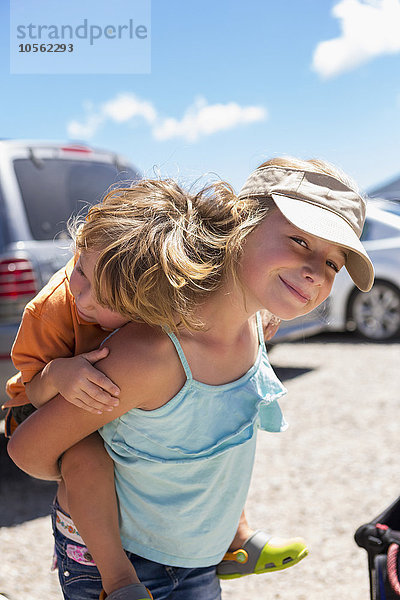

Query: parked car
[272,201,400,343]
[325,201,400,341]
[0,140,140,405]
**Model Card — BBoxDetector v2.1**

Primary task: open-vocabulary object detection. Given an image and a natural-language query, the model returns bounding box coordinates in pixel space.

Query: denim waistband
[52,497,85,545]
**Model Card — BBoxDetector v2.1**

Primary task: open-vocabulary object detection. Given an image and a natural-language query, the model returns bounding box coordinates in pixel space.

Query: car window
[13,158,139,240]
[361,218,400,241]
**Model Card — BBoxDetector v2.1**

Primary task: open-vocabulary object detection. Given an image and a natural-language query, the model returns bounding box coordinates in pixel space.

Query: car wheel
[348,281,400,341]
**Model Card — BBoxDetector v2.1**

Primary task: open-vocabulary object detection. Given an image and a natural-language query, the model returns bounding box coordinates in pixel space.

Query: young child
[4,185,305,599]
[8,158,374,600]
[3,257,141,596]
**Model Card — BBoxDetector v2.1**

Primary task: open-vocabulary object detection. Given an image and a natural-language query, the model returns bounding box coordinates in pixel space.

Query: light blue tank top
[99,313,287,568]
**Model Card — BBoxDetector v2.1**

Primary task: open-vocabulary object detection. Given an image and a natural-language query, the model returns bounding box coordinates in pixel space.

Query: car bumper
[0,323,19,406]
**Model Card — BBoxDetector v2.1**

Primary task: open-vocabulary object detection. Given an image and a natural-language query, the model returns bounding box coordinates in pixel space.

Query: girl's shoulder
[97,322,186,411]
[105,321,171,361]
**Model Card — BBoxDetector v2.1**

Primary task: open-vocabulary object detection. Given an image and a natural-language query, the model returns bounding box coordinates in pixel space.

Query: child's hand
[49,347,120,413]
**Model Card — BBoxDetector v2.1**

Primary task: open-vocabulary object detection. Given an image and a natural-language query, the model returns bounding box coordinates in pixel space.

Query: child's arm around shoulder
[8,322,184,480]
[25,346,120,412]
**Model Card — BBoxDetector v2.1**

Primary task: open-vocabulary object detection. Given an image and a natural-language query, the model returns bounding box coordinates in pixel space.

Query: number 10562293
[18,43,74,52]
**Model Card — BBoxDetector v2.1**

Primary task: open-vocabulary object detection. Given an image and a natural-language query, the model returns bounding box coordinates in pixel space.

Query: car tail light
[61,144,92,154]
[0,258,38,299]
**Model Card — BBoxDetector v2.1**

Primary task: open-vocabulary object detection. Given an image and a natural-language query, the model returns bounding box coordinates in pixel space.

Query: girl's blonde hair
[73,178,266,332]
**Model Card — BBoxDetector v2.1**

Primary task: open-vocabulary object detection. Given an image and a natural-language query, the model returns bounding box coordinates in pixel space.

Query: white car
[271,201,400,342]
[326,201,400,341]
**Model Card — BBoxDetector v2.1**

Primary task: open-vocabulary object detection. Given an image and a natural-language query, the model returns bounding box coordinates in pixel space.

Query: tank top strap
[99,327,121,347]
[165,315,263,380]
[164,329,193,380]
[255,312,265,346]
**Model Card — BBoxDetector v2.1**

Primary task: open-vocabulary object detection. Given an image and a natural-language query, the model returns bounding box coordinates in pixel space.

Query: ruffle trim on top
[102,391,287,466]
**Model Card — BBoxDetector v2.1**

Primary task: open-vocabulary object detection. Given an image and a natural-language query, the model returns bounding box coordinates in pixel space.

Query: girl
[4,193,305,597]
[8,157,374,600]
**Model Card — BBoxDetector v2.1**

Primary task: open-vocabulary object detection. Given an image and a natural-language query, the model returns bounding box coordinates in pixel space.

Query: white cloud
[312,0,400,78]
[102,94,157,124]
[152,98,267,142]
[67,93,157,139]
[68,113,105,139]
[67,94,267,142]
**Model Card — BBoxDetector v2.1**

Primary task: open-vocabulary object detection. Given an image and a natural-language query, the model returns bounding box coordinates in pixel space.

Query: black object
[355,496,400,599]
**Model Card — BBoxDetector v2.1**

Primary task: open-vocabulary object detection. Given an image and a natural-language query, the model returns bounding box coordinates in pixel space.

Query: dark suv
[0,140,139,405]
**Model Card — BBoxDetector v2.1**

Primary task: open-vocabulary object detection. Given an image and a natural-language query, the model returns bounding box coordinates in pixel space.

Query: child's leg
[226,510,253,551]
[59,432,140,595]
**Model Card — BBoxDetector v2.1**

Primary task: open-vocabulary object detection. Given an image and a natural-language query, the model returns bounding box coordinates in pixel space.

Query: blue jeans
[51,502,221,600]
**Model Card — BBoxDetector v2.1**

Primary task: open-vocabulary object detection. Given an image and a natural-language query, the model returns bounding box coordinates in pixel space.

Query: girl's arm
[7,323,183,480]
[8,393,121,480]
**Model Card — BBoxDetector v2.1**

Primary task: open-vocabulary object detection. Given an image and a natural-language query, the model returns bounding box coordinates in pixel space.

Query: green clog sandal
[217,530,308,580]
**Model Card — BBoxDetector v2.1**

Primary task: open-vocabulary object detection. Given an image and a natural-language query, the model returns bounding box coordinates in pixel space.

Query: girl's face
[239,208,347,320]
[69,250,130,330]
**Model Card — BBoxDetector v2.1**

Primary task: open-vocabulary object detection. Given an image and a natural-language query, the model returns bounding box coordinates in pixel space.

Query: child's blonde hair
[73,178,267,332]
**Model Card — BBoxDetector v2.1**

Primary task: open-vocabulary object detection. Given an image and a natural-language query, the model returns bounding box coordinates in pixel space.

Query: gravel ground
[0,332,399,600]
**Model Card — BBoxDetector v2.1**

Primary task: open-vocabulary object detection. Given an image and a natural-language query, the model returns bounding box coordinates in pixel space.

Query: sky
[1,0,400,195]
